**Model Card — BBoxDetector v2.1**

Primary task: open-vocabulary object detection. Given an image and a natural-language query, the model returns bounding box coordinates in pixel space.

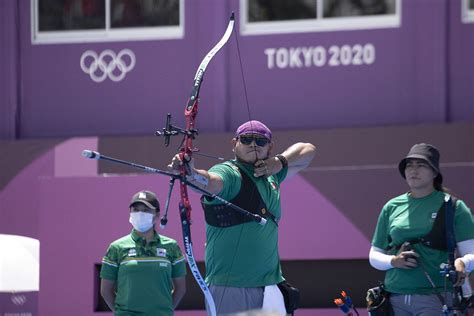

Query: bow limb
[178,13,235,316]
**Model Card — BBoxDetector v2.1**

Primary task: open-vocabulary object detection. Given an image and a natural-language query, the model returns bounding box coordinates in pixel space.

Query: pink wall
[1,123,472,315]
[1,137,369,315]
[35,156,367,315]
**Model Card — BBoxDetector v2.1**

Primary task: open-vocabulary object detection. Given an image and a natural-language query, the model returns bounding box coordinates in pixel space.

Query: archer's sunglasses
[238,136,270,147]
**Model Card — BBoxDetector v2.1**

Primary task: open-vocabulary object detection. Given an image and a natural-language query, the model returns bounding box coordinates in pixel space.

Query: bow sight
[155,113,198,147]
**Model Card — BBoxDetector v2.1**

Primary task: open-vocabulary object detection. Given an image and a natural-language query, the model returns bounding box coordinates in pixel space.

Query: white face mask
[129,212,154,232]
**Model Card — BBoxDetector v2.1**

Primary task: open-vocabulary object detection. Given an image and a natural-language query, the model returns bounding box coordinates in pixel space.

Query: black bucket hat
[398,143,442,183]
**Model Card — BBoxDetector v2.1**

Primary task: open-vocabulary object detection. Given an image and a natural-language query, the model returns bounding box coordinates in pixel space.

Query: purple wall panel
[54,137,98,177]
[0,292,37,316]
[227,0,448,131]
[0,0,470,139]
[17,1,234,138]
[18,39,193,137]
[410,0,448,122]
[280,176,369,259]
[0,150,54,238]
[449,0,474,121]
[0,1,19,139]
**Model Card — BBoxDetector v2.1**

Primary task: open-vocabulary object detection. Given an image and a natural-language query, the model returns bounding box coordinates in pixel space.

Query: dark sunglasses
[238,136,270,147]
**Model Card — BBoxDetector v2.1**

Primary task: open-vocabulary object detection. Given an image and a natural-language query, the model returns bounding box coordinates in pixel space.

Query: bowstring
[215,14,263,314]
[233,13,257,165]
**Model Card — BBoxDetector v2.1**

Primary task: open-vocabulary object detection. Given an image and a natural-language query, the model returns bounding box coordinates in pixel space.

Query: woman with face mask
[99,190,187,316]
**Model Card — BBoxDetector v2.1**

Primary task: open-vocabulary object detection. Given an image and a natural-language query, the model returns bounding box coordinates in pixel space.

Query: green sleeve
[171,243,187,278]
[371,205,391,250]
[208,163,241,201]
[454,199,474,242]
[100,244,119,280]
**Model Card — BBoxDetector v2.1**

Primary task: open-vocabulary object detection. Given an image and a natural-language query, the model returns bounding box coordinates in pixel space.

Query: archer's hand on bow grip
[168,153,193,173]
[168,153,209,187]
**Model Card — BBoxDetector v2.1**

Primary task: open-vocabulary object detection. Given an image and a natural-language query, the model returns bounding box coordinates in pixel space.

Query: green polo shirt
[372,191,474,294]
[204,159,288,287]
[100,230,186,316]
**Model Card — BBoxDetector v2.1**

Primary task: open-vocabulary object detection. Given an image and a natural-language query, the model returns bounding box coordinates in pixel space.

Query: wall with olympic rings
[0,0,473,140]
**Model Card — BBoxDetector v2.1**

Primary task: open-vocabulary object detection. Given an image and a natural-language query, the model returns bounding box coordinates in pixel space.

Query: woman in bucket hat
[369,143,474,315]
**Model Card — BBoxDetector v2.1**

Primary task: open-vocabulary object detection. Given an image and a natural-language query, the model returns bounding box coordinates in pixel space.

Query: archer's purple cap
[235,120,272,140]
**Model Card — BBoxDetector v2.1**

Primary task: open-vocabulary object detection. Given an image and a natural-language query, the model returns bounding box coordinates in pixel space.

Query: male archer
[169,120,316,315]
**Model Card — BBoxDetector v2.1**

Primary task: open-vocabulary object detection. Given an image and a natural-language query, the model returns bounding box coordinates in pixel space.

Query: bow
[171,13,235,316]
[157,13,267,316]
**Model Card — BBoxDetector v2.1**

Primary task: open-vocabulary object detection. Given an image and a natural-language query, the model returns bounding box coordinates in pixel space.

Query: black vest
[391,196,458,251]
[201,162,276,228]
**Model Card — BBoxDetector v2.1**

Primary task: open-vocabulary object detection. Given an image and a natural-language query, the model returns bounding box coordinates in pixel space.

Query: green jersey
[204,159,288,287]
[100,230,186,316]
[372,191,474,294]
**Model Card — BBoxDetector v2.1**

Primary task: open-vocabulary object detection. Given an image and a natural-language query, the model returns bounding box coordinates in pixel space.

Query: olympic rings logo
[80,49,136,83]
[11,294,27,306]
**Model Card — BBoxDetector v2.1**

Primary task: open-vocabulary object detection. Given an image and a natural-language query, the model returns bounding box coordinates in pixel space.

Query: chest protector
[201,162,276,228]
[396,197,458,251]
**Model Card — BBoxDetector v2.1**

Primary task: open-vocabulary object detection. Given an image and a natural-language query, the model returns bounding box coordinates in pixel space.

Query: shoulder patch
[157,248,167,257]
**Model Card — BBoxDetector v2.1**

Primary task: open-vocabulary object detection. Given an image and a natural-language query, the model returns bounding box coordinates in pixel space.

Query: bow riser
[179,181,191,221]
